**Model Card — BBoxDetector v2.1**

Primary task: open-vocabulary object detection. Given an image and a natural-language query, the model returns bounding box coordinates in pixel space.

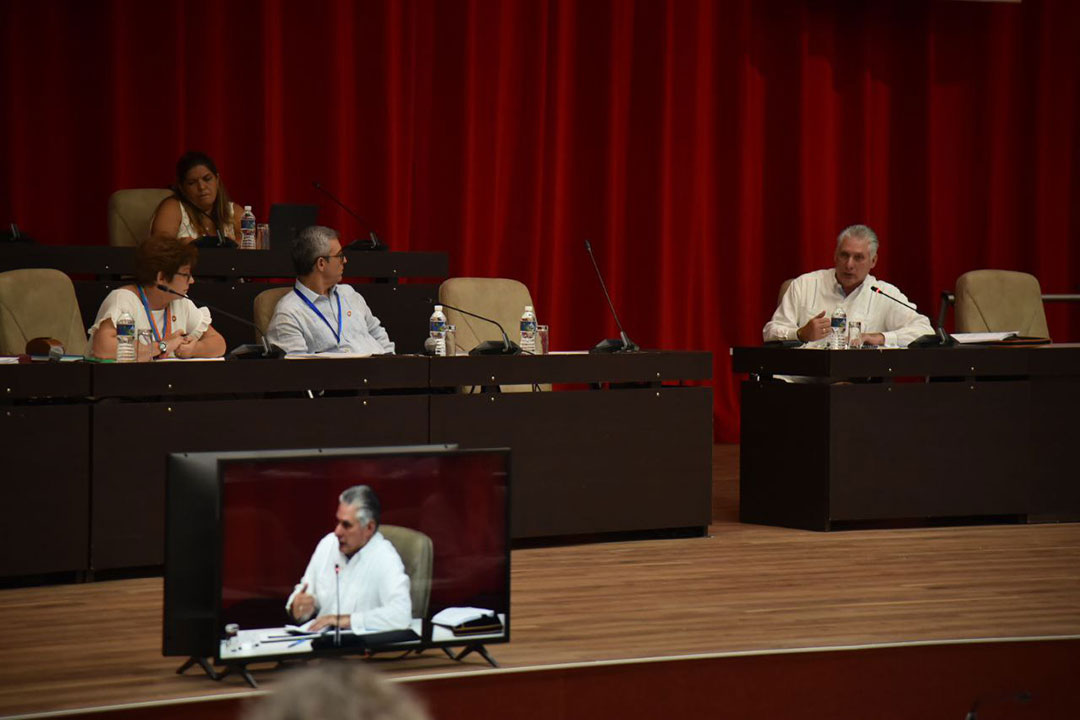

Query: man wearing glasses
[266,225,395,355]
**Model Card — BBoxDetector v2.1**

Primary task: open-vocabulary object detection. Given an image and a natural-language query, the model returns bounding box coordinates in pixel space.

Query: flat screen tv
[163,445,510,671]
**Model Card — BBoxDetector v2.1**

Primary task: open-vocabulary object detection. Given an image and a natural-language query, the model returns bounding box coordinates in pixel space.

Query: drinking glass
[255,223,270,250]
[848,320,864,349]
[537,325,550,355]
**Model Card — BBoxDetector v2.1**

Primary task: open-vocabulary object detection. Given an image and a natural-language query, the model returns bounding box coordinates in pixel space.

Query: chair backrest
[777,278,794,306]
[379,524,433,619]
[253,287,292,343]
[954,269,1050,338]
[438,278,535,353]
[107,188,173,246]
[0,268,87,356]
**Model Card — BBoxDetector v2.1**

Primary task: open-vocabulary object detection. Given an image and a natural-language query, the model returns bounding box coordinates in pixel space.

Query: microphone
[154,284,286,359]
[311,181,388,251]
[870,285,956,348]
[426,299,522,355]
[334,563,342,648]
[584,239,638,353]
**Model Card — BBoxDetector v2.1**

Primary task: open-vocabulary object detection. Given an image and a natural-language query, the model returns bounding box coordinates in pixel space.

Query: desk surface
[731,344,1080,379]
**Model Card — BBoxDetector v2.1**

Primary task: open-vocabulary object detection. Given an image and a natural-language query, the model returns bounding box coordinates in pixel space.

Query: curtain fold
[2,0,1078,441]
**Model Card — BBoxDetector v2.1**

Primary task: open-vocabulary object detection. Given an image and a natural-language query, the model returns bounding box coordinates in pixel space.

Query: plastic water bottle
[240,205,256,249]
[830,306,848,350]
[116,310,136,363]
[429,305,448,356]
[519,306,537,354]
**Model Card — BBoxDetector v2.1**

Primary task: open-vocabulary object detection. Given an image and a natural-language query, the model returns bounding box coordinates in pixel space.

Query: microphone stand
[334,563,342,648]
[311,181,387,251]
[870,285,956,348]
[584,239,638,353]
[431,300,522,355]
[155,284,286,359]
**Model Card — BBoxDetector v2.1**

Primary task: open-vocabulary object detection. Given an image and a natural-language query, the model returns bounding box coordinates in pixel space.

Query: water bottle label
[430,320,447,333]
[520,320,537,333]
[117,323,135,337]
[830,317,846,329]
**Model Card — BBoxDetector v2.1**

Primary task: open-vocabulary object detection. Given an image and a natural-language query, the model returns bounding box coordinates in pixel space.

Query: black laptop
[268,204,319,250]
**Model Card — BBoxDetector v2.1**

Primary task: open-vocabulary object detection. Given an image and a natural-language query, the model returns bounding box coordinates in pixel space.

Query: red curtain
[2,0,1078,441]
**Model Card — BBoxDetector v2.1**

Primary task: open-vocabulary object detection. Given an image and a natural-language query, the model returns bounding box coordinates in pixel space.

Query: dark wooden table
[732,344,1080,530]
[1,351,713,577]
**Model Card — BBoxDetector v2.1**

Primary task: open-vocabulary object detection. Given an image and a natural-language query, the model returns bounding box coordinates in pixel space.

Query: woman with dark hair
[150,151,245,245]
[87,235,227,360]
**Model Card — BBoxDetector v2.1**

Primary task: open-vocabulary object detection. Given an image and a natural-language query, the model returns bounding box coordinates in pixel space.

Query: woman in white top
[88,235,227,360]
[150,151,244,245]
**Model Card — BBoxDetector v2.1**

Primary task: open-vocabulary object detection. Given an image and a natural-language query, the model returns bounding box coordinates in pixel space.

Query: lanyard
[137,286,172,343]
[294,287,342,343]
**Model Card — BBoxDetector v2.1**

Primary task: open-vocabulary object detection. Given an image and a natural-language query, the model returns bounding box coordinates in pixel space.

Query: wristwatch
[157,340,168,356]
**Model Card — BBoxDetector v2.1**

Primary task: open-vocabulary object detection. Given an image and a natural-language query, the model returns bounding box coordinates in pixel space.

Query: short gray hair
[241,662,430,720]
[339,485,381,528]
[291,225,339,276]
[836,224,879,257]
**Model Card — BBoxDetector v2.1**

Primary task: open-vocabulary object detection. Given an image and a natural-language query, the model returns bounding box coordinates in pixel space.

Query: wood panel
[3,447,1079,716]
[0,404,90,577]
[90,395,429,570]
[430,387,713,538]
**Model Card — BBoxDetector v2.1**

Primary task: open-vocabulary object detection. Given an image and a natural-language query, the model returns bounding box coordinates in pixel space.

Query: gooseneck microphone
[311,181,387,251]
[154,284,286,359]
[870,285,956,348]
[584,239,638,353]
[334,563,342,648]
[428,299,522,355]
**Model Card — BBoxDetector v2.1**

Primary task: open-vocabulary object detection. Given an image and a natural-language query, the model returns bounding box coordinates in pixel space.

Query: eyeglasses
[320,253,347,262]
[176,272,194,281]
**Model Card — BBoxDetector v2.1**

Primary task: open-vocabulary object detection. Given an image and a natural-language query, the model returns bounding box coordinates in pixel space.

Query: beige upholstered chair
[0,268,87,356]
[777,278,794,306]
[107,188,172,246]
[438,277,544,391]
[954,270,1050,339]
[253,287,292,343]
[437,278,535,354]
[379,524,434,619]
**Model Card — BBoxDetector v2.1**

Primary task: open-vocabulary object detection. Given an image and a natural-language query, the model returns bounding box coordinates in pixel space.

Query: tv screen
[164,445,510,665]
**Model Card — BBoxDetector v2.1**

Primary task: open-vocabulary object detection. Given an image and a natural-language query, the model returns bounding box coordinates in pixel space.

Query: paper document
[285,352,373,359]
[431,607,495,626]
[952,332,1019,344]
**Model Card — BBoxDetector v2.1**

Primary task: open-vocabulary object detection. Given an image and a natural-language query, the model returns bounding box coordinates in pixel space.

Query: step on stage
[1,448,1078,719]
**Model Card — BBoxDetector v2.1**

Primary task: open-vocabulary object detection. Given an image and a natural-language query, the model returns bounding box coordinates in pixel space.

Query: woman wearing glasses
[150,151,244,246]
[87,235,227,360]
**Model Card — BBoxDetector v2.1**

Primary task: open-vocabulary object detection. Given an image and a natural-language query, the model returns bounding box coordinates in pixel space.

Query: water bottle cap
[524,306,533,312]
[434,305,443,312]
[244,205,252,212]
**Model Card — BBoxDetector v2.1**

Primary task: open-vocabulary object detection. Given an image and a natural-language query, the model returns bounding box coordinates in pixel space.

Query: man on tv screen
[285,485,411,632]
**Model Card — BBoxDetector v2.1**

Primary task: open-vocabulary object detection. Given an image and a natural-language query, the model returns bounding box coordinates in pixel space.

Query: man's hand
[309,614,351,633]
[289,583,316,622]
[861,332,886,347]
[798,310,830,342]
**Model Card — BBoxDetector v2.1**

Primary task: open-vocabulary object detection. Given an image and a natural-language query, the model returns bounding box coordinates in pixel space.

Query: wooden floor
[2,445,1080,717]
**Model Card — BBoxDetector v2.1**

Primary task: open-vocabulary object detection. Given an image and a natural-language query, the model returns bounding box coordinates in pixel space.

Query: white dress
[87,287,212,358]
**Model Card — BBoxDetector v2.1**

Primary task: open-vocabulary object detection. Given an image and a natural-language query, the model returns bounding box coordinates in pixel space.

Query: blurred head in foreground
[242,662,430,720]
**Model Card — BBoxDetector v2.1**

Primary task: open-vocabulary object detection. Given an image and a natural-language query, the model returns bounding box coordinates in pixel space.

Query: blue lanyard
[136,286,170,343]
[294,287,342,343]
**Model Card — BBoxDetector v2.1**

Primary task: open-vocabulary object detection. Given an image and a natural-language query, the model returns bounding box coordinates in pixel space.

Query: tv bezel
[163,444,512,665]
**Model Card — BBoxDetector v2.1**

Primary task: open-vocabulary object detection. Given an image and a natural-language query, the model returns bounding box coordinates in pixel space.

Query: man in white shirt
[286,485,412,632]
[763,224,933,347]
[266,225,395,355]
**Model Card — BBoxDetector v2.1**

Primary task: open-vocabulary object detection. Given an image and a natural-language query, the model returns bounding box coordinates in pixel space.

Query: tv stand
[452,642,499,668]
[176,656,219,681]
